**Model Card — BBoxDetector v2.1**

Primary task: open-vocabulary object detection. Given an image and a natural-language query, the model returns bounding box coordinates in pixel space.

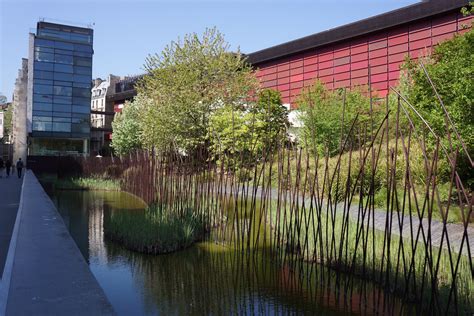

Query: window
[34,102,53,112]
[53,96,72,104]
[33,110,52,117]
[73,82,90,88]
[53,103,71,112]
[70,33,91,44]
[53,122,71,132]
[35,79,53,85]
[35,39,55,48]
[53,111,72,118]
[34,61,54,71]
[35,46,54,53]
[73,66,91,75]
[34,84,53,95]
[32,116,53,132]
[74,43,92,53]
[33,93,53,103]
[73,97,90,106]
[54,54,73,65]
[54,80,72,87]
[73,51,92,57]
[54,64,73,73]
[53,72,73,81]
[53,86,72,96]
[72,122,90,133]
[53,117,71,122]
[54,41,74,50]
[73,74,91,83]
[72,105,90,114]
[73,87,90,98]
[73,57,92,67]
[35,52,54,62]
[34,70,54,80]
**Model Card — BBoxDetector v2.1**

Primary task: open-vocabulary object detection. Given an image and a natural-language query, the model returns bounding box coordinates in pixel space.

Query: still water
[50,190,401,315]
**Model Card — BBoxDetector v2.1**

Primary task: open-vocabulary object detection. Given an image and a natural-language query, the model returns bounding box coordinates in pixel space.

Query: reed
[104,204,207,254]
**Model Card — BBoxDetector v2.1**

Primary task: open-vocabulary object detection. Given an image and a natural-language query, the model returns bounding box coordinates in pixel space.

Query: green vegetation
[52,177,121,191]
[208,89,288,168]
[266,201,473,310]
[403,26,474,188]
[111,95,146,156]
[104,205,207,254]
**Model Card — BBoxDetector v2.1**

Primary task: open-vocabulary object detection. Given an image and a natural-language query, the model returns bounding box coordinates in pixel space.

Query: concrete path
[0,172,22,278]
[3,171,114,315]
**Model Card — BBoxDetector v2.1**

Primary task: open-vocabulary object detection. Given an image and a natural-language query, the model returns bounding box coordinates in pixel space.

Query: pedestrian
[5,159,12,178]
[0,158,4,178]
[16,158,24,179]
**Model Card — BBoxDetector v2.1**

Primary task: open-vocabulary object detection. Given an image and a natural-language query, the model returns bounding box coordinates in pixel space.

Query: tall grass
[104,205,207,254]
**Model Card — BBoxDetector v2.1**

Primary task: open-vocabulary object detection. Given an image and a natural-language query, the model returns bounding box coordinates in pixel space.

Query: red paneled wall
[255,12,473,106]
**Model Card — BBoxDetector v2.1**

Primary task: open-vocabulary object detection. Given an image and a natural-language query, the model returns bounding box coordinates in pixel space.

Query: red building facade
[248,0,472,106]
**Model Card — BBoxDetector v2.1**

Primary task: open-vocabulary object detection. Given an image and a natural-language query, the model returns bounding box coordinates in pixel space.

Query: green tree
[138,27,259,155]
[403,27,473,184]
[208,89,288,168]
[111,95,146,155]
[297,81,374,156]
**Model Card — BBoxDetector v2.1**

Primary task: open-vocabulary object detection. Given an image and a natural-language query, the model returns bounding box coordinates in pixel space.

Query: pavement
[1,171,114,315]
[0,171,22,279]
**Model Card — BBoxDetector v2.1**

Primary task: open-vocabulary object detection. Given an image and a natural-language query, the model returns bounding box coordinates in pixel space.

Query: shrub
[104,205,207,254]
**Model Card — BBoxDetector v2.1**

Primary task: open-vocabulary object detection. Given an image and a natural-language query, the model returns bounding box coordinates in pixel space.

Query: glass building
[27,21,93,156]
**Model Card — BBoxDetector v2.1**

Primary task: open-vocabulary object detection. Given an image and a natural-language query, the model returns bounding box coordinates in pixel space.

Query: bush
[402,27,473,188]
[104,205,207,254]
[297,81,383,156]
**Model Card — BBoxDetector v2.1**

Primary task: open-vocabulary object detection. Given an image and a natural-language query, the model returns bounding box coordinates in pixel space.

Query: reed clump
[104,205,207,254]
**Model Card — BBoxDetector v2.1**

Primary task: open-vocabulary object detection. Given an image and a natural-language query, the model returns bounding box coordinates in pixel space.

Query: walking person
[5,159,12,178]
[16,158,24,179]
[0,157,4,178]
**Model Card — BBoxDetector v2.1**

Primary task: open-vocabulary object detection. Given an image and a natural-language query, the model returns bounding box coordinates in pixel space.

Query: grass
[104,204,207,254]
[264,200,473,313]
[52,176,121,191]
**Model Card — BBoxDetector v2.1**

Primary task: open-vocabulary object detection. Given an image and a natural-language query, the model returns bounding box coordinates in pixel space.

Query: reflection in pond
[51,190,409,315]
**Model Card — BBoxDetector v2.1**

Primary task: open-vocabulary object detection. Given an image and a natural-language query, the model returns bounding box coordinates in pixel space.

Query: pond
[50,190,408,315]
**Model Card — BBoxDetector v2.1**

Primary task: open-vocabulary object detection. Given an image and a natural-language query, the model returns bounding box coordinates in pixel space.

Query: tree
[208,89,288,168]
[138,27,259,155]
[403,27,473,185]
[111,95,147,156]
[297,81,374,156]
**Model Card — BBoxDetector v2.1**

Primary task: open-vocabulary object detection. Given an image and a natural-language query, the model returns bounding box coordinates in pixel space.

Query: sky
[0,0,419,102]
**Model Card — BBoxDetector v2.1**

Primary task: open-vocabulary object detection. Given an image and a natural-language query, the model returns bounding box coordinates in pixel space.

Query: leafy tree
[208,89,288,168]
[297,81,375,156]
[111,95,146,155]
[403,27,473,184]
[138,27,259,155]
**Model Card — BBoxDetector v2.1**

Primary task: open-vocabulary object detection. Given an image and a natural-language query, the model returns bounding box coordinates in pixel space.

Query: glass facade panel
[35,51,54,62]
[34,61,54,71]
[34,102,53,111]
[54,64,73,73]
[34,70,54,80]
[31,22,93,148]
[34,84,53,94]
[54,54,73,65]
[53,72,73,81]
[53,86,72,96]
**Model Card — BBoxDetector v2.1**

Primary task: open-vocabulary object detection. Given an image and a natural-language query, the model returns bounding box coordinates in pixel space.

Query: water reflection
[51,190,408,315]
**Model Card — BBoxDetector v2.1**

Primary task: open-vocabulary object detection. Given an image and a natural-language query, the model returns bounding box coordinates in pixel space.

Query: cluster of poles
[79,64,472,314]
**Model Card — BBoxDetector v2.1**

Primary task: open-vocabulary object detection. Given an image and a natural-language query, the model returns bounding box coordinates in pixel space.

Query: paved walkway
[0,172,22,278]
[2,171,114,315]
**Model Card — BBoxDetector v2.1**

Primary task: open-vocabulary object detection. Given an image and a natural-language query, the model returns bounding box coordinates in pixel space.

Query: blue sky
[0,0,419,101]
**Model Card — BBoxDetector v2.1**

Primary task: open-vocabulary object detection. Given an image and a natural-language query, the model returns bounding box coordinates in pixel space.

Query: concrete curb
[0,175,25,316]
